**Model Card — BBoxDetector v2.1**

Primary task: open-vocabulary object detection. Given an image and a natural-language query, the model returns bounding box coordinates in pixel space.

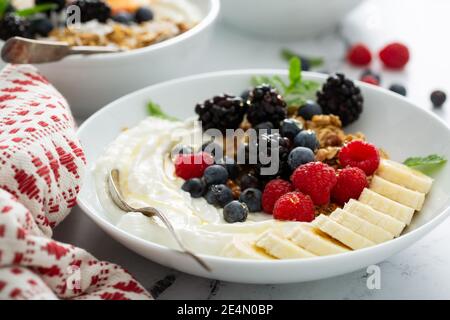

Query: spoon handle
[69,46,123,55]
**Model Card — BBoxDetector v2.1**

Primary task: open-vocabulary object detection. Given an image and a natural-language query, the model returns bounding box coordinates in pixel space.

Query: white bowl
[77,70,450,284]
[221,0,363,39]
[2,0,219,118]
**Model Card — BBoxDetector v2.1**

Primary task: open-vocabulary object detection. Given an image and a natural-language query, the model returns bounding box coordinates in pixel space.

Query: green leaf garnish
[147,100,178,121]
[15,3,57,17]
[281,48,324,68]
[403,154,447,174]
[288,57,301,88]
[0,0,10,18]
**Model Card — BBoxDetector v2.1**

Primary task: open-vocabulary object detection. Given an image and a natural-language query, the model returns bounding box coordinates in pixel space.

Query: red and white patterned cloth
[0,64,151,300]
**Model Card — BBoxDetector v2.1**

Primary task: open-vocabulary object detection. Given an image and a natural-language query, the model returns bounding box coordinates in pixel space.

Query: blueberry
[171,144,194,158]
[199,140,223,160]
[240,174,260,190]
[280,118,303,140]
[287,147,315,170]
[431,90,446,107]
[254,121,274,135]
[181,178,205,198]
[112,12,134,25]
[203,165,228,185]
[300,57,311,71]
[293,130,319,151]
[135,7,154,23]
[223,201,248,223]
[297,100,322,120]
[205,184,233,207]
[239,188,262,212]
[216,156,240,179]
[360,69,381,83]
[241,89,250,101]
[389,84,407,96]
[30,17,54,37]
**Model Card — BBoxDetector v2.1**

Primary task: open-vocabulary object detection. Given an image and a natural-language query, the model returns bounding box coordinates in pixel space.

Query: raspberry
[273,191,315,222]
[331,167,368,205]
[338,140,380,175]
[360,75,379,86]
[347,43,372,66]
[379,42,410,69]
[290,162,337,206]
[261,179,293,214]
[174,152,214,180]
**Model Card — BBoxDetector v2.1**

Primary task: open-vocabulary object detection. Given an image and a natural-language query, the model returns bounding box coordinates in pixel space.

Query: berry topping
[338,140,380,175]
[280,118,303,140]
[135,7,154,23]
[30,17,54,37]
[203,165,229,185]
[273,191,315,222]
[254,121,274,134]
[293,130,319,151]
[379,42,410,69]
[0,14,33,41]
[205,184,233,207]
[360,75,379,86]
[195,94,246,133]
[174,152,213,180]
[112,11,134,25]
[36,0,66,11]
[181,178,206,198]
[290,162,337,205]
[223,201,249,223]
[331,167,368,205]
[72,0,112,23]
[317,73,364,127]
[287,147,315,170]
[199,140,223,160]
[216,156,240,179]
[239,188,262,212]
[256,133,291,178]
[431,90,446,107]
[240,173,260,190]
[347,43,372,66]
[389,84,407,96]
[261,179,293,214]
[297,100,323,120]
[247,84,287,128]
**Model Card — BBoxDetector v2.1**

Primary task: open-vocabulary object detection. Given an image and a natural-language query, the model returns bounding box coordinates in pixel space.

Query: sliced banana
[359,188,415,225]
[370,175,425,210]
[288,224,350,256]
[329,208,394,244]
[313,214,375,250]
[255,230,316,259]
[344,199,405,237]
[221,237,274,260]
[377,159,433,194]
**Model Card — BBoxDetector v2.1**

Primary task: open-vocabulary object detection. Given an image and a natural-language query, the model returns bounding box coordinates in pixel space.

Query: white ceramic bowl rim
[77,69,450,267]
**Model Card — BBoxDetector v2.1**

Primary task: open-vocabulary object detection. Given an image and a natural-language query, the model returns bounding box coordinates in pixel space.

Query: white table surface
[53,0,450,299]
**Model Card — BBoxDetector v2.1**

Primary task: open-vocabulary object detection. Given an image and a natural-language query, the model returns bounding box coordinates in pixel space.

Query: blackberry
[317,73,363,127]
[36,0,66,11]
[256,133,291,179]
[0,14,33,41]
[247,85,287,128]
[71,0,111,23]
[195,94,246,133]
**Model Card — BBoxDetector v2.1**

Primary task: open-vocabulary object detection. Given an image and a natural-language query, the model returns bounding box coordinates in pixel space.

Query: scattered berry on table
[199,140,223,160]
[256,133,291,178]
[181,178,206,198]
[112,12,134,25]
[360,69,381,83]
[297,100,322,120]
[317,73,363,127]
[171,144,194,158]
[174,152,213,180]
[203,165,229,185]
[360,75,379,86]
[0,14,33,41]
[379,42,410,69]
[331,167,368,205]
[223,201,249,223]
[240,173,260,191]
[273,191,315,222]
[195,94,246,133]
[261,179,293,214]
[205,184,233,207]
[135,7,154,23]
[287,147,315,170]
[280,118,303,140]
[347,43,372,66]
[389,84,407,96]
[290,162,337,206]
[30,17,54,37]
[239,188,262,212]
[72,0,112,23]
[247,85,287,128]
[293,130,319,151]
[430,90,446,107]
[338,140,380,175]
[216,156,240,179]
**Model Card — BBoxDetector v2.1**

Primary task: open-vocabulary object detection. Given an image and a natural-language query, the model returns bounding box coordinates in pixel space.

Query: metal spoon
[1,37,122,64]
[107,169,211,272]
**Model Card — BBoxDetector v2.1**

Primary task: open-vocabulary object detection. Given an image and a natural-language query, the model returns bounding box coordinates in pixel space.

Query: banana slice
[329,208,394,244]
[255,230,316,259]
[344,199,405,237]
[288,224,350,256]
[370,175,425,210]
[313,214,375,250]
[377,159,433,194]
[221,237,274,260]
[359,188,415,225]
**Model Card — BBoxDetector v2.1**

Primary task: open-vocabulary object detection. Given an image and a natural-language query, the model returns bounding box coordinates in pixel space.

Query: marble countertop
[54,0,450,299]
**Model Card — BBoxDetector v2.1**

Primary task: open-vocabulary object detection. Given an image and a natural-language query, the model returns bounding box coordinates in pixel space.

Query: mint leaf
[147,101,178,121]
[403,154,447,174]
[0,0,10,18]
[288,57,301,87]
[15,3,57,17]
[281,48,324,68]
